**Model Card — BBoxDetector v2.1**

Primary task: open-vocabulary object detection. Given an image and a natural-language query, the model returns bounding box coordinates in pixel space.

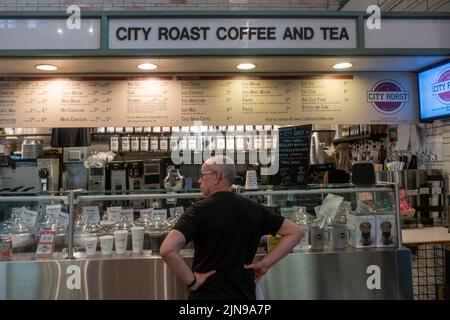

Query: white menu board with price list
[0,74,416,127]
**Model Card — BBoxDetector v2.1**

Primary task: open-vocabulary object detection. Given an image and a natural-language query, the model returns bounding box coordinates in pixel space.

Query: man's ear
[214,172,222,185]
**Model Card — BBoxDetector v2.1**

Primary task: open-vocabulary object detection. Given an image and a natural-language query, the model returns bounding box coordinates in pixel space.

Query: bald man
[161,155,303,300]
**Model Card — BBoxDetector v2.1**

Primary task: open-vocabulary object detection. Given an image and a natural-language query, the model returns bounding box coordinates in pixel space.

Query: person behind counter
[160,155,303,300]
[323,143,352,184]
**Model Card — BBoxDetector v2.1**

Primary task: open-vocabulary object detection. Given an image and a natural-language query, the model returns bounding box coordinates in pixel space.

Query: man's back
[173,191,284,299]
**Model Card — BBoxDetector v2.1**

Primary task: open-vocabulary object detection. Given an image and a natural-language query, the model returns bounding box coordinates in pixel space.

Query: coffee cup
[99,235,114,255]
[114,230,128,254]
[131,227,145,254]
[84,237,98,256]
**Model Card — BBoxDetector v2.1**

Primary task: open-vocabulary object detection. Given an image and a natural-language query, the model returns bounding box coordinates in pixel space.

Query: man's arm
[245,219,303,282]
[160,229,215,290]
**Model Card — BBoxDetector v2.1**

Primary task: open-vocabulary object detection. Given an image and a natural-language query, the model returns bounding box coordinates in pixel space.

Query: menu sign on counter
[278,124,312,186]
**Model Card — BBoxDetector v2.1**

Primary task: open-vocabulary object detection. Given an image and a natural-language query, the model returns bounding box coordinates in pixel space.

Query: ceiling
[0,55,447,75]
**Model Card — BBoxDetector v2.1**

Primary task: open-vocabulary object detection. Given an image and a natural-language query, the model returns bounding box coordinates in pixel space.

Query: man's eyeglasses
[199,171,216,179]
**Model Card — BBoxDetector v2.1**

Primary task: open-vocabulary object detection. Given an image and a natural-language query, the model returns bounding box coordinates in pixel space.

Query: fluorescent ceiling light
[236,63,256,70]
[35,64,58,71]
[137,63,158,70]
[332,62,353,70]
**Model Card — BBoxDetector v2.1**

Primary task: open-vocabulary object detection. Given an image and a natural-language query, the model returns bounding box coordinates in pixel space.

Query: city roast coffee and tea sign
[108,18,356,49]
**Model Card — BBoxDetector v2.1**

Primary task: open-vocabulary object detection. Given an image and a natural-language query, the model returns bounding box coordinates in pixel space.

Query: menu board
[278,124,312,186]
[0,74,417,128]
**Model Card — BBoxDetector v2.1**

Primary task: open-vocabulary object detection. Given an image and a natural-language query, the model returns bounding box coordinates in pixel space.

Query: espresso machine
[107,161,127,192]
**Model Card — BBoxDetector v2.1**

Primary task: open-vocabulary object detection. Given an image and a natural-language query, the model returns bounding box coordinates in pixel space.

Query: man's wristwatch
[187,274,197,288]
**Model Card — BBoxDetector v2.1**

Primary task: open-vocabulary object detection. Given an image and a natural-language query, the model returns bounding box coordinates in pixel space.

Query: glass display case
[0,185,412,299]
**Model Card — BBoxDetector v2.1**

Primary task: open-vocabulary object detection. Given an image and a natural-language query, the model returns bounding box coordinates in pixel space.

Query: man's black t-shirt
[173,191,284,300]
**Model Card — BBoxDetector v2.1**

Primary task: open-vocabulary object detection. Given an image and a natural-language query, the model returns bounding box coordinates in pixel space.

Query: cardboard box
[375,214,397,248]
[346,212,376,248]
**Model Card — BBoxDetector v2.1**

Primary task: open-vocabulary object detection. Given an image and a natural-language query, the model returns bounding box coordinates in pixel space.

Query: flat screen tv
[418,59,450,122]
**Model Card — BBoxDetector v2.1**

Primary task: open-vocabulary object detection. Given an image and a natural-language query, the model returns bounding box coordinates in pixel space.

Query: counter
[402,227,450,246]
[0,247,412,300]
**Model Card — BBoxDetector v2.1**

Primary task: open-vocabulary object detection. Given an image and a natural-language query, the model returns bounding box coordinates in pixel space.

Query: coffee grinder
[127,160,145,208]
[37,156,60,191]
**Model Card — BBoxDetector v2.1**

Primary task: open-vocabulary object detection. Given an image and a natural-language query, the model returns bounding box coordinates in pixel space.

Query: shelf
[0,133,51,138]
[332,133,387,144]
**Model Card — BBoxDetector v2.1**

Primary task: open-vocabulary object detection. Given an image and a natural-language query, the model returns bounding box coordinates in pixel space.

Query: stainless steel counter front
[0,248,412,300]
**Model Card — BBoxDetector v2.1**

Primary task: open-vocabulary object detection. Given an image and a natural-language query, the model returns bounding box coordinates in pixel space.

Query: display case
[0,185,413,299]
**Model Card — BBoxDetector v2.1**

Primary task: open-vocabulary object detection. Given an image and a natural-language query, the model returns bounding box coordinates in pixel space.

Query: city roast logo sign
[367,80,409,114]
[433,67,450,104]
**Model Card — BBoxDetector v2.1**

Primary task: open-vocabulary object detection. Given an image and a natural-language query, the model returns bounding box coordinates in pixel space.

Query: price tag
[419,188,430,195]
[140,208,153,219]
[431,187,442,195]
[172,126,180,132]
[406,189,419,196]
[82,206,100,224]
[236,125,244,132]
[125,127,134,133]
[153,127,161,133]
[162,126,171,133]
[153,209,167,221]
[54,212,70,230]
[107,206,122,222]
[169,206,184,218]
[120,209,134,223]
[21,209,38,229]
[46,204,62,217]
